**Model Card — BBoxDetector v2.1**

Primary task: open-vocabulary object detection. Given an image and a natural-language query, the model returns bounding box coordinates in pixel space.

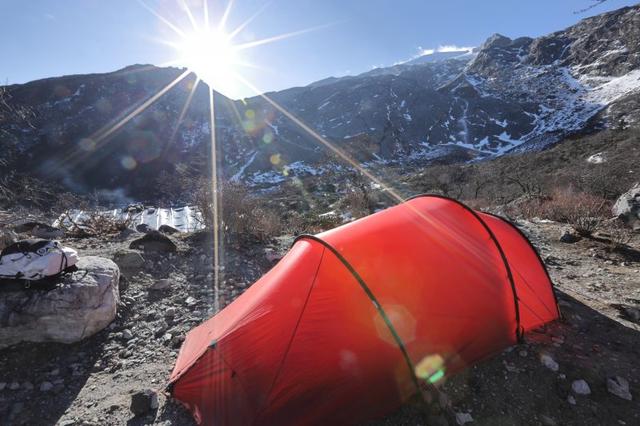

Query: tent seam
[293,235,424,396]
[250,247,326,425]
[481,211,561,319]
[406,194,523,341]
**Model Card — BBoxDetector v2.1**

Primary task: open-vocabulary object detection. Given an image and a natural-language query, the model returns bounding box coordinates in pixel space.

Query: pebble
[9,382,20,390]
[455,412,474,425]
[185,296,198,307]
[122,329,134,340]
[150,279,172,291]
[571,379,591,395]
[541,354,559,372]
[0,382,6,390]
[130,389,159,416]
[607,376,632,401]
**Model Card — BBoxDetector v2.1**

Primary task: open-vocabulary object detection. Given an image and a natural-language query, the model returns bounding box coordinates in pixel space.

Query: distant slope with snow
[1,4,640,196]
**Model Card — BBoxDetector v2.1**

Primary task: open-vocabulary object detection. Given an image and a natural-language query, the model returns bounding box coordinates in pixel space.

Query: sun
[174,28,240,96]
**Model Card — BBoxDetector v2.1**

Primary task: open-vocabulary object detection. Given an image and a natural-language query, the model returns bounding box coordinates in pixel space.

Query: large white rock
[0,256,119,348]
[613,183,640,230]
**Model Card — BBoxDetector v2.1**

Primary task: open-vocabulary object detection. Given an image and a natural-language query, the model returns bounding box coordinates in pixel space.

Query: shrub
[192,179,283,243]
[607,220,634,249]
[507,188,610,236]
[342,189,372,219]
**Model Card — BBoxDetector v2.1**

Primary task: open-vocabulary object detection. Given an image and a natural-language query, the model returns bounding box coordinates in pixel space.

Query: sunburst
[78,0,408,311]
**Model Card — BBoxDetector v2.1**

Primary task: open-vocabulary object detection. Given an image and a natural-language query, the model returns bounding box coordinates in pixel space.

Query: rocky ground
[0,218,638,426]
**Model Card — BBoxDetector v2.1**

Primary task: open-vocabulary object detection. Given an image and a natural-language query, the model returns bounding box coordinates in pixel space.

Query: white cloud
[418,44,474,57]
[418,47,435,56]
[394,44,476,66]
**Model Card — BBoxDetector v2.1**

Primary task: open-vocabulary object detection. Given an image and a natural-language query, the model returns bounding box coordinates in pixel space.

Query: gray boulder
[130,231,177,253]
[136,223,152,233]
[113,249,146,275]
[158,224,180,235]
[612,183,640,230]
[0,256,119,348]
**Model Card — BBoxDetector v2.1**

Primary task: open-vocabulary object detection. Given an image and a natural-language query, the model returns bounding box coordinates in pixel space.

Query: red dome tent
[169,195,559,425]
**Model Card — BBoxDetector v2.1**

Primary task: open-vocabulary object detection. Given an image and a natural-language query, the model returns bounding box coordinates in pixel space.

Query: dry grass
[192,179,283,243]
[507,188,610,236]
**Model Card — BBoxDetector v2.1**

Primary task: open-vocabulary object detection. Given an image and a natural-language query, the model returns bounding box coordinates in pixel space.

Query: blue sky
[1,0,638,98]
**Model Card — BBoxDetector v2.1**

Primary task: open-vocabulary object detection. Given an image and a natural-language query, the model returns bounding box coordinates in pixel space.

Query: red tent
[169,195,559,425]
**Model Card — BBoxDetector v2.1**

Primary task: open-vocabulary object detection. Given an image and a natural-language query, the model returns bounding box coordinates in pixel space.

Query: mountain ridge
[1,4,640,198]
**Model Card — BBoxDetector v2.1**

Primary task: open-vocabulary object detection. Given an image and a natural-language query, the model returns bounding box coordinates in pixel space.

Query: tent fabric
[169,195,560,425]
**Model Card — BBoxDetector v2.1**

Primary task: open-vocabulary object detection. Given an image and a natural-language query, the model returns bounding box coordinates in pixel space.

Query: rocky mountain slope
[1,5,640,199]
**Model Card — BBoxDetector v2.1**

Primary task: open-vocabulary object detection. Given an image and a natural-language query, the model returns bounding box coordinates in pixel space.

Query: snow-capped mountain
[1,4,640,197]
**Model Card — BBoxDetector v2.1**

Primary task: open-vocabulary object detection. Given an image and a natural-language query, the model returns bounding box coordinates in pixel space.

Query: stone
[567,395,576,405]
[170,334,184,348]
[614,304,640,323]
[149,279,172,291]
[540,354,559,371]
[112,250,145,273]
[116,228,138,241]
[540,415,557,426]
[185,296,197,307]
[571,379,591,395]
[0,256,120,349]
[455,412,473,425]
[130,389,159,416]
[122,329,134,340]
[559,228,581,243]
[136,223,151,233]
[130,231,177,253]
[13,222,64,239]
[40,381,54,392]
[9,382,20,390]
[158,224,180,235]
[612,183,640,230]
[607,376,632,400]
[0,382,6,390]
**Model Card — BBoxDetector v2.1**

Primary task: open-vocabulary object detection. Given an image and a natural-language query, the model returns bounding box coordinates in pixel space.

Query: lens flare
[175,28,240,96]
[415,354,446,385]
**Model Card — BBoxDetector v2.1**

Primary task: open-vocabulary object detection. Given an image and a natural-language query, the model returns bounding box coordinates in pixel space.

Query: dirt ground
[0,219,638,426]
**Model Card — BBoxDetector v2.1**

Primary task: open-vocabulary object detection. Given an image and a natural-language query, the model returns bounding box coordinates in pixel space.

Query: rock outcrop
[612,183,640,230]
[0,256,120,348]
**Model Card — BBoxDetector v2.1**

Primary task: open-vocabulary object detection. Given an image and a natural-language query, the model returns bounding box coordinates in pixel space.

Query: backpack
[0,239,78,281]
